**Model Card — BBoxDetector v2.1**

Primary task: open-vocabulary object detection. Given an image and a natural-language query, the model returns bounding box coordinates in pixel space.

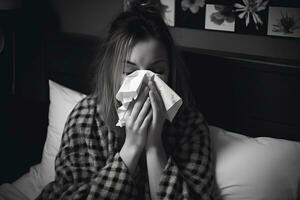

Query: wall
[50,0,123,38]
[49,0,300,62]
[171,28,300,62]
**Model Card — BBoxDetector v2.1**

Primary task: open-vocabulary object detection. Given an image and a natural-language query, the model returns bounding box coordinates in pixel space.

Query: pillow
[210,125,300,200]
[0,183,30,200]
[37,80,86,188]
[12,165,42,200]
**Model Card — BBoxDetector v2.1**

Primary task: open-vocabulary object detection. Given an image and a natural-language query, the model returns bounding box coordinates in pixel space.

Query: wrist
[146,138,167,168]
[146,137,163,153]
[147,128,163,147]
[121,142,143,157]
[120,143,142,175]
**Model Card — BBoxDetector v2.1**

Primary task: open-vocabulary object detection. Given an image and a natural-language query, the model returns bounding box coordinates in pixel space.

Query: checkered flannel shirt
[36,96,215,200]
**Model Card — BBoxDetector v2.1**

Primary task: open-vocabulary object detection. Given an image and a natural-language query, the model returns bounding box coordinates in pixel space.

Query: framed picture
[175,0,206,30]
[233,0,269,35]
[205,4,235,32]
[122,0,300,38]
[267,6,300,38]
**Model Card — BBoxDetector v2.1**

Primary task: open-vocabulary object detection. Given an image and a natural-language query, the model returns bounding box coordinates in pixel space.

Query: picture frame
[122,0,300,39]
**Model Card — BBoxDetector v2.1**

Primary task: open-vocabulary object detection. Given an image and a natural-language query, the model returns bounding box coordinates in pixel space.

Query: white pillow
[37,80,86,188]
[12,165,41,200]
[210,125,300,200]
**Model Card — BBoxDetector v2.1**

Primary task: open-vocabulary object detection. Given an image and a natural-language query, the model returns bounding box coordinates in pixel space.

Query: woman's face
[122,38,169,83]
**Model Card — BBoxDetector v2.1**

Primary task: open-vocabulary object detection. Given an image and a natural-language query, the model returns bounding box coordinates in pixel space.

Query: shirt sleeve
[157,111,215,200]
[36,106,136,200]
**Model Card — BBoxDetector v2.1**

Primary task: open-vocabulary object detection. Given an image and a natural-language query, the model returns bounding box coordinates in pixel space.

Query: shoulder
[173,105,207,131]
[164,106,210,154]
[61,95,106,144]
[66,95,100,128]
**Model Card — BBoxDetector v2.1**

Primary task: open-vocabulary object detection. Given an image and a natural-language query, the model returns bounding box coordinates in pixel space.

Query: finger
[149,90,159,122]
[124,100,134,120]
[129,86,149,121]
[148,76,164,110]
[135,97,151,127]
[140,108,153,130]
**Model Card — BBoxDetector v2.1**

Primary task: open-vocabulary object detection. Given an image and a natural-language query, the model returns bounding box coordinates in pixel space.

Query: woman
[36,3,215,200]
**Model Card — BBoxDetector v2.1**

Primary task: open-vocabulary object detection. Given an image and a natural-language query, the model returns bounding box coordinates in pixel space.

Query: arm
[146,77,168,200]
[120,84,152,174]
[146,78,214,200]
[36,106,136,200]
[146,137,167,200]
[157,116,215,200]
[120,141,143,175]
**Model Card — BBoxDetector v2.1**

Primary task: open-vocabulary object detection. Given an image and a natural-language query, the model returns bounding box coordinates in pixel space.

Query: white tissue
[115,70,183,127]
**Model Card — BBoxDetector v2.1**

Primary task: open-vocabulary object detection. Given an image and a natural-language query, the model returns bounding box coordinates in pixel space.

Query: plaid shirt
[36,96,215,200]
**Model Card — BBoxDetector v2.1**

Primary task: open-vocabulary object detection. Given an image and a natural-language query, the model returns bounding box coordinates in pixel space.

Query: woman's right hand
[124,85,152,152]
[120,85,152,174]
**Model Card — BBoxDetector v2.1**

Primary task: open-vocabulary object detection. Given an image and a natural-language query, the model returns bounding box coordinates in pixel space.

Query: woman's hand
[120,85,153,174]
[146,76,168,200]
[146,76,167,150]
[122,85,153,153]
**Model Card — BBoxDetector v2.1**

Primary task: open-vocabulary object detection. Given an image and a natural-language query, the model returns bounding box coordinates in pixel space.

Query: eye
[153,70,165,74]
[151,66,165,74]
[123,61,138,75]
[150,61,167,74]
[123,70,136,75]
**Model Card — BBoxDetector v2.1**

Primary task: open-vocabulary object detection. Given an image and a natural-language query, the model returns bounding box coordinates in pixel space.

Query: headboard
[181,49,300,141]
[30,33,300,142]
[45,33,100,95]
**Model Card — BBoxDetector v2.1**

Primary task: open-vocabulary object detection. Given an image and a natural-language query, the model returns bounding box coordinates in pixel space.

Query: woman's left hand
[146,75,167,150]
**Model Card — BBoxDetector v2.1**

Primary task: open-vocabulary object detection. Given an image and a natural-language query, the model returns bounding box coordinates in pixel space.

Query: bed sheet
[0,164,42,200]
[0,184,29,200]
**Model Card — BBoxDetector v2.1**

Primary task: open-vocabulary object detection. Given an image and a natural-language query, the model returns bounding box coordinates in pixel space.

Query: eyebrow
[125,59,168,69]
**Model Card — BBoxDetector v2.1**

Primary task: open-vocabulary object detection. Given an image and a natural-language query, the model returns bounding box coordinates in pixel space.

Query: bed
[1,33,300,200]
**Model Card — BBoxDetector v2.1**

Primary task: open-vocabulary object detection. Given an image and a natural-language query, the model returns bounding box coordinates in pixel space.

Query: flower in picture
[211,5,235,25]
[234,0,269,30]
[272,9,300,34]
[160,3,169,16]
[162,3,169,14]
[181,0,205,14]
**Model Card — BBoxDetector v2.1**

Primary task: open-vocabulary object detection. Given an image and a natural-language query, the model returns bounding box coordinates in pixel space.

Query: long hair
[92,8,195,133]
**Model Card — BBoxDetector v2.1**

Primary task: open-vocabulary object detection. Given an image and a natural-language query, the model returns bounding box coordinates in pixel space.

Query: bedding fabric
[211,126,300,200]
[1,81,299,200]
[11,165,43,200]
[0,184,29,200]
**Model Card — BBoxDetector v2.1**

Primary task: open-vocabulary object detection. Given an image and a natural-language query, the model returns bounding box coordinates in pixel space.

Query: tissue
[116,70,183,127]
